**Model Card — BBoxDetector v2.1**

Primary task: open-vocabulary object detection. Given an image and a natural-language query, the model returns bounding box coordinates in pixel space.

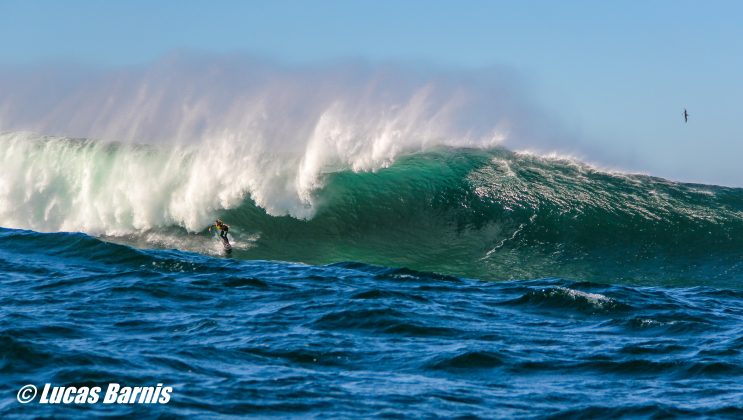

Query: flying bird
[683,108,689,123]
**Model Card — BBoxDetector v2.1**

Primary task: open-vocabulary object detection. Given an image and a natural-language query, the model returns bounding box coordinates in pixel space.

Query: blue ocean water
[2,136,743,417]
[1,227,742,418]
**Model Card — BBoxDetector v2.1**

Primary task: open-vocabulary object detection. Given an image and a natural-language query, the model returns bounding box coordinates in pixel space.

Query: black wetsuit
[217,224,229,240]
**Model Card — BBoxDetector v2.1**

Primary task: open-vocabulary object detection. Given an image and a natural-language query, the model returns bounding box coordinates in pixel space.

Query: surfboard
[221,236,232,252]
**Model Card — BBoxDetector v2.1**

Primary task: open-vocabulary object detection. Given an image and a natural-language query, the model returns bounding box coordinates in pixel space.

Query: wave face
[227,148,743,286]
[2,133,742,287]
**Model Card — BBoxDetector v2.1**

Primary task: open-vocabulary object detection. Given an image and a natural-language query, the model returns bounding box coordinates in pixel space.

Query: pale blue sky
[1,0,741,185]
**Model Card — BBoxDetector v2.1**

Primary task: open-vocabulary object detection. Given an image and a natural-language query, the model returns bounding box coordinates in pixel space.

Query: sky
[1,0,741,186]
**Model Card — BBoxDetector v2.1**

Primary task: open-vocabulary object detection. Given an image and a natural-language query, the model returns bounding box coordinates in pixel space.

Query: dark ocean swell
[1,227,742,418]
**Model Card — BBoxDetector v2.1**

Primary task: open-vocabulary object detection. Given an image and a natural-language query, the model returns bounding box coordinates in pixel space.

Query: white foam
[552,286,617,309]
[0,56,537,236]
[0,121,500,236]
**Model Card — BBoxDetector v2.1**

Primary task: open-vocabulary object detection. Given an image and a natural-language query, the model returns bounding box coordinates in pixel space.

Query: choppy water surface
[1,228,741,418]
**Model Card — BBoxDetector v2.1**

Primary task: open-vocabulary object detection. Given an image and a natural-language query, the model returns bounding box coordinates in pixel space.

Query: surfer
[209,219,231,249]
[683,108,689,123]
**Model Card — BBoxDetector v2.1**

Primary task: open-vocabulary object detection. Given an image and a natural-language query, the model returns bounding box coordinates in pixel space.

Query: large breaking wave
[2,133,741,286]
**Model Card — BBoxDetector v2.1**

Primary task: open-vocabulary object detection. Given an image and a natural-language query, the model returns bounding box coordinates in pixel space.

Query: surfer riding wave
[209,219,231,250]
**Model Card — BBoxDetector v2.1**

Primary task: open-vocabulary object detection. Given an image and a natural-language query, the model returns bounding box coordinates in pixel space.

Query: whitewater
[1,56,742,418]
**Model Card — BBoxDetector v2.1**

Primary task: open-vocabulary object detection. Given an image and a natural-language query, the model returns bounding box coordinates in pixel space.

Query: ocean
[1,133,742,417]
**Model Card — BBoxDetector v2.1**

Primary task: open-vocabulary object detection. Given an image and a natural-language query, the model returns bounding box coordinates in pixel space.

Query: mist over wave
[0,54,570,222]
